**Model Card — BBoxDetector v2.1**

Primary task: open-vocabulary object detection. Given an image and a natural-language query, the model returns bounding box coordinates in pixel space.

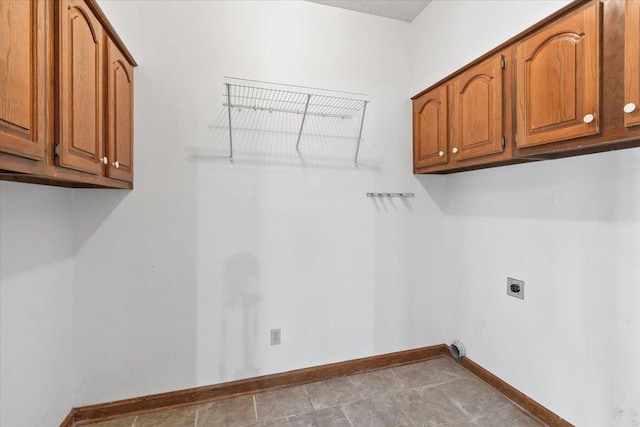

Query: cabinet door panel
[625,0,640,128]
[451,53,505,161]
[57,0,104,174]
[107,39,133,182]
[0,0,46,161]
[413,86,448,169]
[516,2,601,148]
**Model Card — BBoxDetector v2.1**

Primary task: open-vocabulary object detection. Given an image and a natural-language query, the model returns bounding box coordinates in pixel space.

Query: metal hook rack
[223,77,369,164]
[366,193,415,198]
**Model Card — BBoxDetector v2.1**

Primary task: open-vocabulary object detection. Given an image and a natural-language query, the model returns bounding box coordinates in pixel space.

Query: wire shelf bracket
[222,77,369,165]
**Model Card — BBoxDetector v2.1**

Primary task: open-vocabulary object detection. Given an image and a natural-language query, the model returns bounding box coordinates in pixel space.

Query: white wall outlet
[270,328,281,345]
[507,277,525,299]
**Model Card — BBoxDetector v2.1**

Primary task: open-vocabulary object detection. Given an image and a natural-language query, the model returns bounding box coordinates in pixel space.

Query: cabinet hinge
[54,144,60,157]
[501,136,506,149]
[501,55,506,70]
[514,134,518,144]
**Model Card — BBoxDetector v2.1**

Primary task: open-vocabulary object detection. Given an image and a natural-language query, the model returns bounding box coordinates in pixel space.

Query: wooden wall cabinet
[0,0,136,188]
[450,50,511,163]
[413,86,448,170]
[413,0,640,174]
[57,0,105,175]
[413,50,514,173]
[106,38,134,183]
[516,2,601,148]
[0,0,47,161]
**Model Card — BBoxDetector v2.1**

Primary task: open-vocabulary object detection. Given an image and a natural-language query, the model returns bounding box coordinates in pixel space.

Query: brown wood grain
[59,409,76,427]
[1,0,136,189]
[412,0,590,101]
[0,153,131,189]
[72,345,449,424]
[106,37,134,183]
[0,0,47,161]
[413,86,448,171]
[516,2,601,148]
[513,0,640,157]
[450,50,508,162]
[56,0,105,175]
[452,355,574,427]
[413,0,640,174]
[625,0,640,127]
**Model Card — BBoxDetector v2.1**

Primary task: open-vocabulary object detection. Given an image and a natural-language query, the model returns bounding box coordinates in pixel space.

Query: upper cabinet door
[106,38,134,183]
[413,86,448,169]
[0,0,46,161]
[625,0,640,128]
[450,52,507,161]
[516,2,601,148]
[57,0,104,174]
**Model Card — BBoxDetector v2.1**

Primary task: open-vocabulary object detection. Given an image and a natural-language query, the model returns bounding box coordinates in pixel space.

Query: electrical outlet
[507,277,525,299]
[270,328,281,345]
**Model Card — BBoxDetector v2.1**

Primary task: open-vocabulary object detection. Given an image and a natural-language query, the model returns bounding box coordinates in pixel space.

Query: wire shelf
[221,77,369,164]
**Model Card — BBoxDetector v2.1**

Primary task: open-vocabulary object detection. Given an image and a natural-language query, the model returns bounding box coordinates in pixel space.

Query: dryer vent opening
[449,340,466,359]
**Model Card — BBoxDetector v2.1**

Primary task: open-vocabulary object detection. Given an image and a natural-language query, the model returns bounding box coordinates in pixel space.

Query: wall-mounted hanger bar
[366,193,415,198]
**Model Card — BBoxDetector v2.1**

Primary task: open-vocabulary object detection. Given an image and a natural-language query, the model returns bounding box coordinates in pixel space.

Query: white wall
[72,0,446,406]
[0,182,74,426]
[5,2,631,426]
[412,1,640,426]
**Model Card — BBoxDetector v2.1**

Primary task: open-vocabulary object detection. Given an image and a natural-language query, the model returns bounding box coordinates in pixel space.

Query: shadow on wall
[219,252,261,379]
[369,196,415,212]
[0,183,77,278]
[413,174,448,213]
[73,189,131,251]
[441,149,640,223]
[186,108,381,171]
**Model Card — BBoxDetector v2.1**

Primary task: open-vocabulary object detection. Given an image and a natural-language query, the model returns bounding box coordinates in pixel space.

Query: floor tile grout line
[393,370,493,427]
[253,395,258,421]
[435,383,475,420]
[340,403,356,427]
[345,375,366,401]
[314,394,369,412]
[388,366,404,382]
[435,415,483,427]
[193,407,199,427]
[305,393,314,412]
[389,393,418,427]
[431,377,523,426]
[301,383,319,412]
[449,367,542,423]
[474,402,522,418]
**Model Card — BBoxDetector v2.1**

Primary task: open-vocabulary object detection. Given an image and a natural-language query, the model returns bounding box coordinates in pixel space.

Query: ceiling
[307,0,431,23]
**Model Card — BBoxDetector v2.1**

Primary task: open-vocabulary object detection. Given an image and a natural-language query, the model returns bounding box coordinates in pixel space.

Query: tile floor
[81,357,541,427]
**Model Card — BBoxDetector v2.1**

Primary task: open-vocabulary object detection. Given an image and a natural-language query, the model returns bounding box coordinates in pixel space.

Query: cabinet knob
[624,103,637,114]
[452,147,458,154]
[438,151,444,157]
[583,114,595,124]
[100,157,108,165]
[112,160,120,169]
